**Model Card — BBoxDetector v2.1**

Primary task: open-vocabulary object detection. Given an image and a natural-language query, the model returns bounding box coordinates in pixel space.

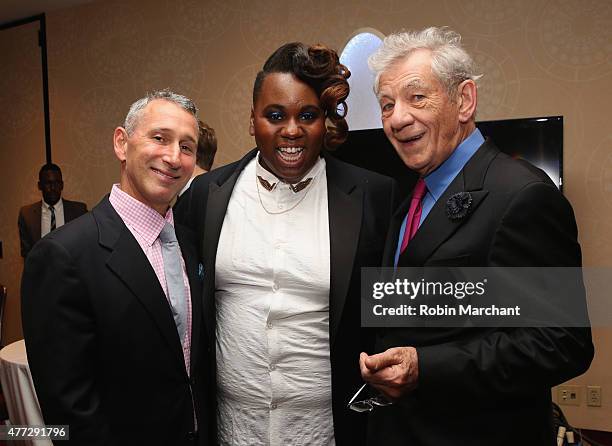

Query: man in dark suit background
[22,90,209,445]
[359,27,593,445]
[18,163,87,258]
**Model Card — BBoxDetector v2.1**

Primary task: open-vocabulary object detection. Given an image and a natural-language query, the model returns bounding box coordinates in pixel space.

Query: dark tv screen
[332,115,563,194]
[477,116,563,190]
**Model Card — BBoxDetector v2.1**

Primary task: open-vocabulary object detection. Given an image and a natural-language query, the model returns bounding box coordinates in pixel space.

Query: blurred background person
[179,120,217,197]
[18,163,87,258]
[176,42,398,445]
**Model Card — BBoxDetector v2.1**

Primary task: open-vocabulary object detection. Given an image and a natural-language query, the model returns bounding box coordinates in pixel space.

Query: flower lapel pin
[446,192,473,221]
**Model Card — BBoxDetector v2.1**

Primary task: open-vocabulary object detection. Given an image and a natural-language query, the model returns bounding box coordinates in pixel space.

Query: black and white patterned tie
[49,205,56,231]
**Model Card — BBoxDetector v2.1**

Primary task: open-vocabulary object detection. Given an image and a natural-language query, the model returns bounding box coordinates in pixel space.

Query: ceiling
[0,0,94,27]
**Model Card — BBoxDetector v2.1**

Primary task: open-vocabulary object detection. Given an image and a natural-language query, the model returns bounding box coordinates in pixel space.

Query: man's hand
[359,347,419,400]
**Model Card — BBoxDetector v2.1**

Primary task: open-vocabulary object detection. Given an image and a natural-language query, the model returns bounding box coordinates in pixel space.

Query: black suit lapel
[93,198,186,371]
[325,156,363,347]
[64,201,76,222]
[31,202,42,242]
[382,196,412,267]
[399,140,498,265]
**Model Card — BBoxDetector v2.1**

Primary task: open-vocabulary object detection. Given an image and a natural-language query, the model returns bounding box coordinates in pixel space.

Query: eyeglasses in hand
[347,383,393,412]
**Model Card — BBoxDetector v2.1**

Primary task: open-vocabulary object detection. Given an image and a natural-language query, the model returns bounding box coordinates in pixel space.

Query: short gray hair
[369,27,482,98]
[123,89,199,135]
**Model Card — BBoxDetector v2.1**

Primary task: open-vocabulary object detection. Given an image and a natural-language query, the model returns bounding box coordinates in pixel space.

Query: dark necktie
[49,205,56,231]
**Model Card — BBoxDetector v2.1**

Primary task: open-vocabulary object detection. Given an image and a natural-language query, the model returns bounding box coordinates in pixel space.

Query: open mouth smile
[276,146,305,164]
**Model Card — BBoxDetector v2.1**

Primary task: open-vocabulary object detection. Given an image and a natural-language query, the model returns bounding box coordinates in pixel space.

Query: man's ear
[113,127,129,161]
[37,181,42,192]
[249,109,255,136]
[457,80,477,123]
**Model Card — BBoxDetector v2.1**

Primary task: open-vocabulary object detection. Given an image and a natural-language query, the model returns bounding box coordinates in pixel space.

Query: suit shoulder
[42,212,98,252]
[19,201,40,214]
[191,158,243,190]
[326,156,396,188]
[65,198,88,206]
[487,150,557,193]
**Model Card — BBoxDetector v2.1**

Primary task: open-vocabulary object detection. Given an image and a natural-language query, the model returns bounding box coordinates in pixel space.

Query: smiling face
[250,72,326,184]
[377,49,475,176]
[113,99,198,214]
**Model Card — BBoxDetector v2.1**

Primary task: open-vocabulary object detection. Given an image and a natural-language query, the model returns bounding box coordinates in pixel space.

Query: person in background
[175,42,398,445]
[18,163,87,258]
[179,120,217,197]
[22,89,210,445]
[359,26,593,445]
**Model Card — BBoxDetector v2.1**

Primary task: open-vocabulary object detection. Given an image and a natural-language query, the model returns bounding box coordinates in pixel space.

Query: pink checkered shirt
[109,184,193,375]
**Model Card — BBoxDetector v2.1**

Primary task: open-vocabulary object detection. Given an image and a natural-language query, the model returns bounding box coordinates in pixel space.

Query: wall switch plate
[558,385,581,406]
[586,386,602,407]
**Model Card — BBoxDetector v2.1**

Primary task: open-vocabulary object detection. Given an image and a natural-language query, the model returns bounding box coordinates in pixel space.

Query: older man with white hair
[359,27,593,445]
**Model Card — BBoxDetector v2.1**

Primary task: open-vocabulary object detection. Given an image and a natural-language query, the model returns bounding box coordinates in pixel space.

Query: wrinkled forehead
[376,49,436,90]
[377,51,444,97]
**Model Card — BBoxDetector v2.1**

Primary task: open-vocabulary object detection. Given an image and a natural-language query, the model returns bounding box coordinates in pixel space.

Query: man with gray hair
[359,27,592,445]
[22,90,211,445]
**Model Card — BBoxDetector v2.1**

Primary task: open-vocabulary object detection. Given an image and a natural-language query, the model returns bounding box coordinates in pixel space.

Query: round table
[0,340,51,446]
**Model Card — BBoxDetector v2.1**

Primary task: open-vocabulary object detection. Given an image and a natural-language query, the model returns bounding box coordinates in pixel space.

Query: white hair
[369,27,482,98]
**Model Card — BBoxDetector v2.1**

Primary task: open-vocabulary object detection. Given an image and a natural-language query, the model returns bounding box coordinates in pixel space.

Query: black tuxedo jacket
[175,149,398,445]
[18,199,88,258]
[369,140,593,446]
[22,196,209,446]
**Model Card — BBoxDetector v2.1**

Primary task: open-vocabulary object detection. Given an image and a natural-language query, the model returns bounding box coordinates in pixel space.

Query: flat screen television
[477,116,563,191]
[332,115,563,194]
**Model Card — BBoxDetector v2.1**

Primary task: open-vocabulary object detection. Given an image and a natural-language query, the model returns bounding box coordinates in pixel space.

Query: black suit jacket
[175,149,398,445]
[22,196,209,446]
[18,199,88,258]
[369,140,593,446]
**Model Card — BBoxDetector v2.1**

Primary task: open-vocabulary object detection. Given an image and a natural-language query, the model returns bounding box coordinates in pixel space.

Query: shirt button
[278,203,284,209]
[272,283,279,292]
[270,403,277,410]
[269,364,276,371]
[267,322,273,329]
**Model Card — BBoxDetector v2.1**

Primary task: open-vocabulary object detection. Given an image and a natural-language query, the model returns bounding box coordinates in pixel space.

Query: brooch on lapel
[198,263,205,281]
[446,192,473,221]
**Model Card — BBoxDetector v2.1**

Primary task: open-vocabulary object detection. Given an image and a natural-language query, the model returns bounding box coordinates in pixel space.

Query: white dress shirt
[41,198,65,237]
[215,155,335,446]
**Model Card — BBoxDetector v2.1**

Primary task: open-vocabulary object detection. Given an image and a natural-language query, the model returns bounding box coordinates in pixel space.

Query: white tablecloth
[0,340,52,446]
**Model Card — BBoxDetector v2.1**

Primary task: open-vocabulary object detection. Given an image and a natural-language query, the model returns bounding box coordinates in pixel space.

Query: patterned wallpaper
[0,0,610,430]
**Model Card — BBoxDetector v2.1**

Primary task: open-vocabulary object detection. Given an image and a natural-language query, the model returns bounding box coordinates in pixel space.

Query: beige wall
[0,20,46,349]
[1,0,610,431]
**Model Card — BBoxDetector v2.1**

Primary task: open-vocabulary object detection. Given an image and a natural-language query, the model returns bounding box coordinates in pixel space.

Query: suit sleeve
[416,181,594,400]
[21,237,116,445]
[18,209,33,258]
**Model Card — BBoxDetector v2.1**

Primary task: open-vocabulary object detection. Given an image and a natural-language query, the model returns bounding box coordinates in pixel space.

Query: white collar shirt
[41,198,65,237]
[215,155,335,445]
